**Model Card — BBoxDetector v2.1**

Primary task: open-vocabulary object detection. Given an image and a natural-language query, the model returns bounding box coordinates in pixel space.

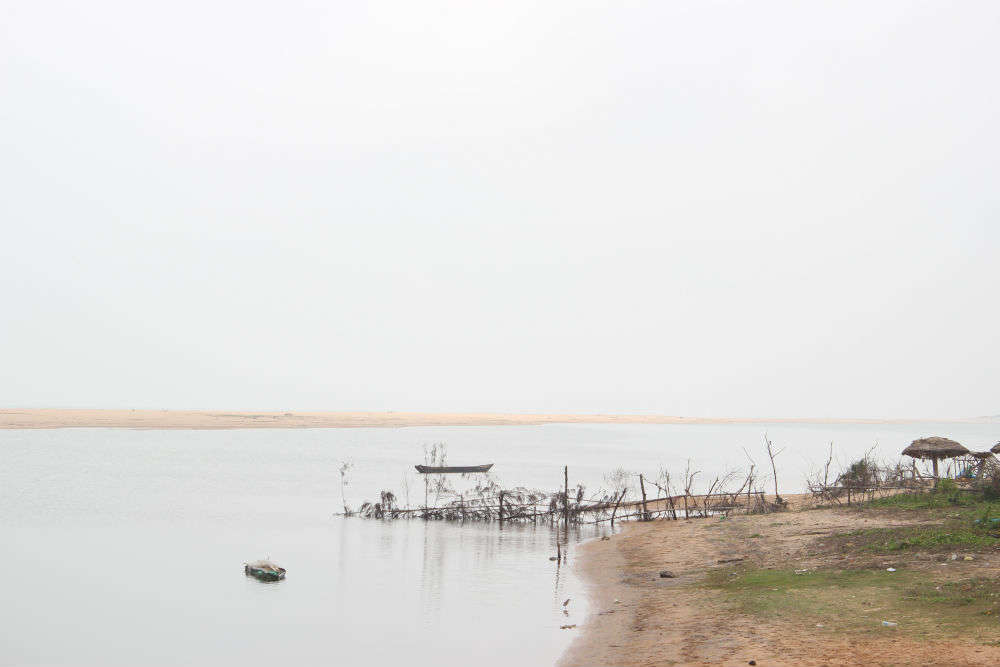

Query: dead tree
[683,459,700,519]
[764,433,785,504]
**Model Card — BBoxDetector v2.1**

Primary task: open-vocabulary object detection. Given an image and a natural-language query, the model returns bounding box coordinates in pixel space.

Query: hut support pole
[932,458,939,486]
[498,491,504,524]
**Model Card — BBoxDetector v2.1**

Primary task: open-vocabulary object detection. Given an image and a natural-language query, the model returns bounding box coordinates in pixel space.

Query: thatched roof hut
[902,437,969,480]
[991,442,1000,455]
[903,437,968,459]
[968,451,1000,479]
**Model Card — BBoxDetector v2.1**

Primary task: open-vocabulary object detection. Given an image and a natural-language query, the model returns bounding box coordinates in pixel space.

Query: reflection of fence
[351,466,782,524]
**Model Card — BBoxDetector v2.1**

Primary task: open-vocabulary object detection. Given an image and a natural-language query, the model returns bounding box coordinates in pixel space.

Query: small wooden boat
[414,463,493,474]
[244,560,286,582]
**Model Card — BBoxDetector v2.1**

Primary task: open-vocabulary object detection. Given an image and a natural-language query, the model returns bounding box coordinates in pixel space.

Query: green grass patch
[867,481,999,512]
[830,495,1000,553]
[905,578,1000,611]
[705,566,1000,639]
[869,491,974,510]
[836,524,1000,552]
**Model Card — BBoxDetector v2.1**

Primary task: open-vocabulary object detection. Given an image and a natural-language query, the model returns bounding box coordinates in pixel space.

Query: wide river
[2,421,996,665]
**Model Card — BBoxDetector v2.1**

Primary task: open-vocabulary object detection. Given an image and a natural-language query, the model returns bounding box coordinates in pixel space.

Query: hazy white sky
[2,1,998,417]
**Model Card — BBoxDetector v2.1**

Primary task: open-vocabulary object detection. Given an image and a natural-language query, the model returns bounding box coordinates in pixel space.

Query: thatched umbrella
[902,437,969,481]
[991,442,1000,455]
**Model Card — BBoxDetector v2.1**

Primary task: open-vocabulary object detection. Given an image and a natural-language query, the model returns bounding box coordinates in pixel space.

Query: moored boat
[244,560,286,581]
[414,463,493,474]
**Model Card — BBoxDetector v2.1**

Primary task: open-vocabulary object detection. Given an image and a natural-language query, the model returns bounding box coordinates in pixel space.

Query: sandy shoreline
[562,496,1000,666]
[0,409,980,430]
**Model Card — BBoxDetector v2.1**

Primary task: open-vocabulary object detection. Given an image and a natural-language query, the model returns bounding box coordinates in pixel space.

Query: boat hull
[244,565,286,581]
[414,464,493,474]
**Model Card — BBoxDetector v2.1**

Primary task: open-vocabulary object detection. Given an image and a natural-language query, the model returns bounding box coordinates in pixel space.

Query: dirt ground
[562,501,1000,666]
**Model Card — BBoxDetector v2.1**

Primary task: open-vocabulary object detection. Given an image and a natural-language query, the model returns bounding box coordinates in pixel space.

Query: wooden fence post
[610,488,627,527]
[639,474,649,520]
[423,475,429,519]
[564,465,570,525]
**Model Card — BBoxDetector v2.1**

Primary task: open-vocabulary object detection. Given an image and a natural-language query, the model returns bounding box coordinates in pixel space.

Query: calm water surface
[2,422,997,665]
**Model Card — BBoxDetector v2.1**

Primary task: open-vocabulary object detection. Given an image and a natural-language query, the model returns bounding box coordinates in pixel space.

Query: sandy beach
[562,497,1000,666]
[0,409,977,430]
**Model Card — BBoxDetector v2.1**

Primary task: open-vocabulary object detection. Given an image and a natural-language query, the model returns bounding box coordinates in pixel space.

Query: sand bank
[0,409,970,430]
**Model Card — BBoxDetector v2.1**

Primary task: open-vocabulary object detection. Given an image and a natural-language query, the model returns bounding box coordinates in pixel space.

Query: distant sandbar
[0,409,978,430]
